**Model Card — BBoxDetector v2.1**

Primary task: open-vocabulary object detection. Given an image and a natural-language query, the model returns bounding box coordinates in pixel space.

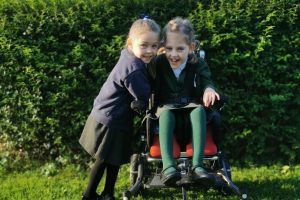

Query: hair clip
[139,14,151,20]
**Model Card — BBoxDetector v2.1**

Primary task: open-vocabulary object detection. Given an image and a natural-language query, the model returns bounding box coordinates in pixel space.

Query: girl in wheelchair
[153,17,220,186]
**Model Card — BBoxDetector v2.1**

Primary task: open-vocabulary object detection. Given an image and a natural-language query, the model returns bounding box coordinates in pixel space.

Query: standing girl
[80,18,160,200]
[154,17,219,186]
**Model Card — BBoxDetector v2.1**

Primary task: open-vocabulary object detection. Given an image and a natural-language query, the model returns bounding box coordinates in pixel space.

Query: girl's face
[129,31,159,64]
[164,32,195,69]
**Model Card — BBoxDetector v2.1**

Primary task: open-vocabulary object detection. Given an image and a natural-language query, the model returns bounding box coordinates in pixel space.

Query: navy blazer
[91,49,151,129]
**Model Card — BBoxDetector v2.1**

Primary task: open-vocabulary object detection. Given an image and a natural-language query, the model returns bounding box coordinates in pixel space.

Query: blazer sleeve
[194,58,215,95]
[123,69,151,102]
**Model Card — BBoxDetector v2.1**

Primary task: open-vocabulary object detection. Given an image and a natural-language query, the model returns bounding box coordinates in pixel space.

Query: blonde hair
[162,17,198,63]
[126,19,161,47]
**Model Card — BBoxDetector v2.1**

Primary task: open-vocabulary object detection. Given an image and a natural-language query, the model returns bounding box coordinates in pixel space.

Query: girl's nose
[146,47,152,53]
[170,50,177,57]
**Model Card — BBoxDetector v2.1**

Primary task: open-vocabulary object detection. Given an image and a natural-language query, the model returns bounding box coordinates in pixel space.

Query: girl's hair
[126,18,161,47]
[162,17,198,63]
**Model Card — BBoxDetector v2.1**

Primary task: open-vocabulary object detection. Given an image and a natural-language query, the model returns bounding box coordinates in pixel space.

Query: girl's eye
[152,44,158,48]
[177,47,184,51]
[140,44,147,48]
[165,47,172,51]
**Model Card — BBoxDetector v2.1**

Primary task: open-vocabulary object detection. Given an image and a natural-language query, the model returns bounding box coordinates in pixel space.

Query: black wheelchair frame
[122,98,247,200]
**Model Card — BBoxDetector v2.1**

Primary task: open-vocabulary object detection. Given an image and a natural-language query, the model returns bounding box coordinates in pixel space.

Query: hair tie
[139,14,151,20]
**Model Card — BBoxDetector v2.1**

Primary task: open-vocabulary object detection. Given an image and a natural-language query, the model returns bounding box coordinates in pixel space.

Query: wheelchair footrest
[145,172,217,189]
[145,174,165,188]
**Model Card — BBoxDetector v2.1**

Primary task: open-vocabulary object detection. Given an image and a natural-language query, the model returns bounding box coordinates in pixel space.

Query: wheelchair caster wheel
[123,191,131,200]
[241,192,247,199]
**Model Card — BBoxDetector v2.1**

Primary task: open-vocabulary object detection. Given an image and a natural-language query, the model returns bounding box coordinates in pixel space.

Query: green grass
[1,164,300,200]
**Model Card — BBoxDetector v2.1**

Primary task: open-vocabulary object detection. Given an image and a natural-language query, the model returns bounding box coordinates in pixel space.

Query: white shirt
[172,59,188,80]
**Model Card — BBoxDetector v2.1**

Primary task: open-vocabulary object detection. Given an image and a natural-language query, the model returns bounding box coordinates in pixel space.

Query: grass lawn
[0,164,300,200]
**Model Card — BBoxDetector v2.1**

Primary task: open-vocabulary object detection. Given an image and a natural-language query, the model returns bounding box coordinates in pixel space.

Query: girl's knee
[160,110,175,119]
[192,106,205,115]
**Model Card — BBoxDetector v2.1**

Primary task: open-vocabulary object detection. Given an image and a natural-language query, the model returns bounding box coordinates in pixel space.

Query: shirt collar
[172,58,188,79]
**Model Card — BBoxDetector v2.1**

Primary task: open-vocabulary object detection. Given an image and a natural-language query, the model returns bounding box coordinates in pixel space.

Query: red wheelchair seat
[186,126,217,156]
[149,136,181,158]
[149,126,217,158]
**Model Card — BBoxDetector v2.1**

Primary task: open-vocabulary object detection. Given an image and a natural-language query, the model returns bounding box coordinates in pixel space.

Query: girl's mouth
[169,58,180,66]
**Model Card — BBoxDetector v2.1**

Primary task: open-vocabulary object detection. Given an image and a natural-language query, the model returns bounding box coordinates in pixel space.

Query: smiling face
[129,31,160,64]
[164,32,195,69]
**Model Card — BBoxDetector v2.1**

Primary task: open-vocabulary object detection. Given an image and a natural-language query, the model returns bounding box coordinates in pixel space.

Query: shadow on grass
[237,177,300,200]
[129,177,300,200]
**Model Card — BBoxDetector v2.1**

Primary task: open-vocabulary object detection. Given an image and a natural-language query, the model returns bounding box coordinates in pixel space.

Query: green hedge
[0,0,299,165]
[0,0,197,164]
[190,0,300,164]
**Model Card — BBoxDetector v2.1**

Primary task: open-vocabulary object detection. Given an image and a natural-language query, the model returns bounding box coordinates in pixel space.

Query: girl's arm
[124,70,151,103]
[195,59,219,107]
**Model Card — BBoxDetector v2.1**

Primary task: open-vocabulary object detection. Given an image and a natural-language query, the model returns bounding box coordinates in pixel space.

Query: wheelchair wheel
[212,151,231,180]
[130,154,140,186]
[213,152,233,196]
[219,152,231,180]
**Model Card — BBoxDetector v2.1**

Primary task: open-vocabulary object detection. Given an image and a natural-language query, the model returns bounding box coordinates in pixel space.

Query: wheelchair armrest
[214,95,227,111]
[146,114,155,149]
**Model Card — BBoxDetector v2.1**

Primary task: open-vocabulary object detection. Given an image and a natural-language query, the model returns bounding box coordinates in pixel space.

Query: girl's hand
[203,87,220,107]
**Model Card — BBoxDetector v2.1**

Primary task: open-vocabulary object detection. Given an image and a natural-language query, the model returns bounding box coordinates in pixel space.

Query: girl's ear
[127,38,132,49]
[189,42,196,53]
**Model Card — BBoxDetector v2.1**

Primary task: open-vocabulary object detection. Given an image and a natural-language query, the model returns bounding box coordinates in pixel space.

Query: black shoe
[180,173,193,185]
[192,167,215,186]
[82,193,101,200]
[82,195,88,200]
[161,167,181,186]
[99,193,115,200]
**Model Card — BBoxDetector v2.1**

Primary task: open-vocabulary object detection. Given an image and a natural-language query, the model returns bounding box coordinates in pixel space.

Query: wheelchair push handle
[130,100,148,115]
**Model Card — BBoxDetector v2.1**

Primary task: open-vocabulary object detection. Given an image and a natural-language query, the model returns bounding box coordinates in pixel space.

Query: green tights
[159,107,206,174]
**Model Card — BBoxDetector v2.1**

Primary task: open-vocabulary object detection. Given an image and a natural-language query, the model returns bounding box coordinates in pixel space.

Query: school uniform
[79,49,151,165]
[154,53,215,116]
[152,54,216,147]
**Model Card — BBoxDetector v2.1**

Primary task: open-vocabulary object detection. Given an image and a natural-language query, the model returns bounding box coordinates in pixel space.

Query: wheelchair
[122,96,247,200]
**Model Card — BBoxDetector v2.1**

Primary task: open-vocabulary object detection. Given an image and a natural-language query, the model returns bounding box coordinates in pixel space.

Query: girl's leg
[190,106,215,184]
[159,110,176,173]
[210,111,222,148]
[83,158,106,198]
[159,110,181,185]
[189,106,206,168]
[101,163,120,198]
